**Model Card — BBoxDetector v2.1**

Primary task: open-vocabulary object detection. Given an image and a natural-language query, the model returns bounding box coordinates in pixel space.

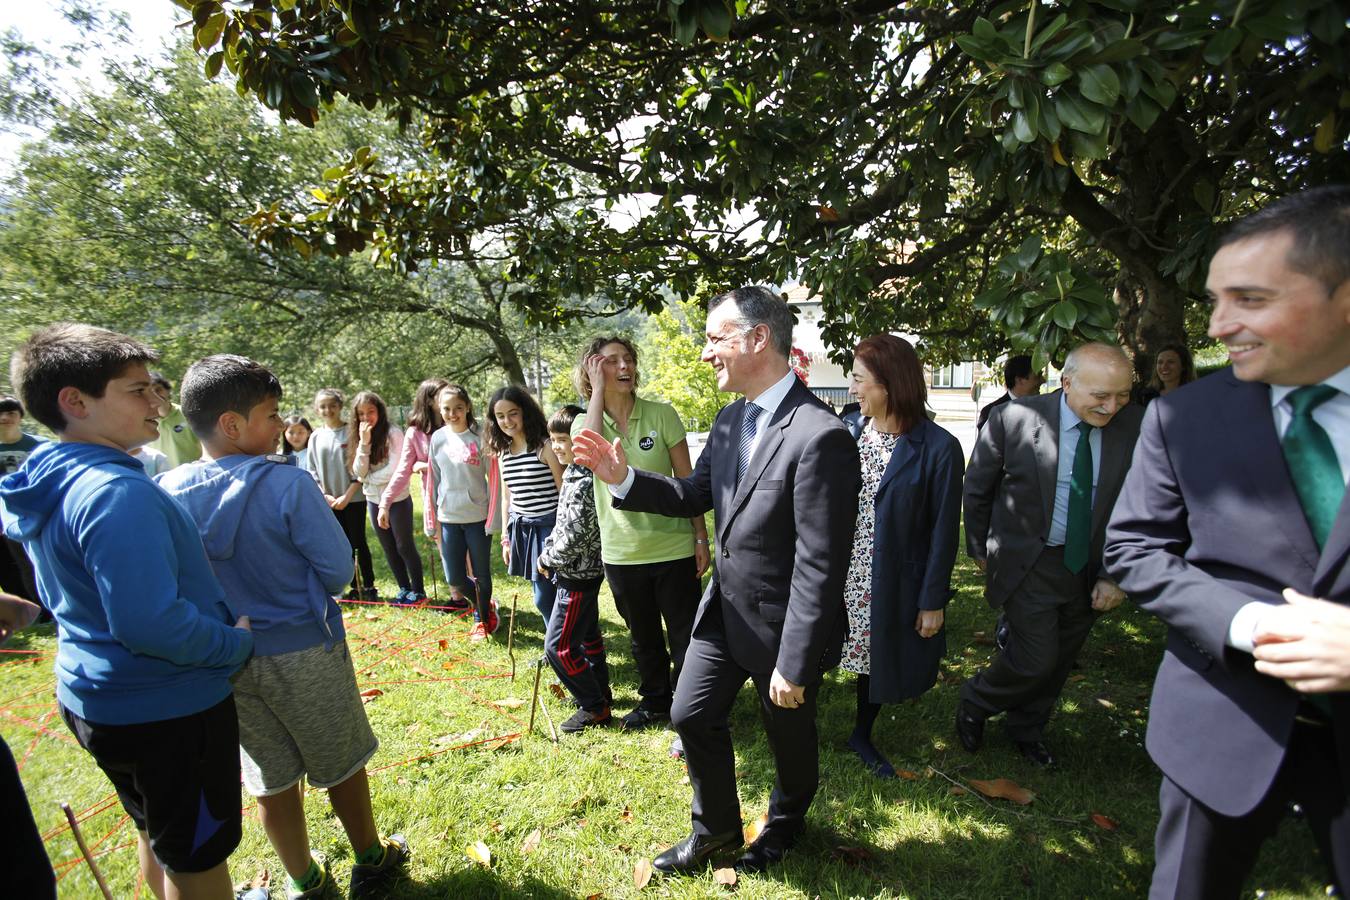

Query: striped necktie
[737,403,763,485]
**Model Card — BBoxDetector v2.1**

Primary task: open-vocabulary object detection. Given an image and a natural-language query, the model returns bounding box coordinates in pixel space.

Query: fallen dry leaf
[830,846,871,866]
[680,774,690,785]
[949,785,968,796]
[359,689,383,704]
[1068,673,1087,683]
[490,821,504,833]
[521,828,542,854]
[492,697,526,709]
[1091,812,1119,831]
[438,638,449,651]
[969,777,1036,805]
[633,858,653,889]
[619,805,634,823]
[1096,697,1116,710]
[713,866,737,886]
[465,840,492,867]
[898,769,920,780]
[585,894,603,900]
[549,683,567,701]
[743,813,768,844]
[364,613,379,620]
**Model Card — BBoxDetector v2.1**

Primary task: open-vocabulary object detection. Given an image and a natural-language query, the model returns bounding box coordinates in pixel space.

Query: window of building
[931,362,974,388]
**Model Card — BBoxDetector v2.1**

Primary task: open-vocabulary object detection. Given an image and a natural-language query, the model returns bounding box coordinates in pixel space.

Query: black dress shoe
[955,703,985,752]
[652,831,742,875]
[1014,739,1055,767]
[735,832,797,873]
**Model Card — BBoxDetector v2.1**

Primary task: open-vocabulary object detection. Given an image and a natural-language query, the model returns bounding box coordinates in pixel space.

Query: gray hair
[1061,342,1131,381]
[708,286,795,358]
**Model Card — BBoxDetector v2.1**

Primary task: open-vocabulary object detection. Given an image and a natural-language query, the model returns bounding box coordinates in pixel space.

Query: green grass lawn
[2,518,1327,898]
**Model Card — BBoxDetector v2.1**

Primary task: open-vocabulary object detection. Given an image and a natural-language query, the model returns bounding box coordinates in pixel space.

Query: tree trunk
[1114,269,1188,381]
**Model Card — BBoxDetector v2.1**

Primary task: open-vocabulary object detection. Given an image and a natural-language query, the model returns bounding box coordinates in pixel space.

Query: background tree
[189,0,1349,375]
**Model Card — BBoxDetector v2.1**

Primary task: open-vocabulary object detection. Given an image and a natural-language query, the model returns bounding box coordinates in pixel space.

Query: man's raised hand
[572,428,628,485]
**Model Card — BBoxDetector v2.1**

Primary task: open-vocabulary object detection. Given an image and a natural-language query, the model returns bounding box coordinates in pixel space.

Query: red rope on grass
[0,647,46,654]
[367,731,523,774]
[16,708,55,772]
[1,708,78,746]
[41,794,120,841]
[53,813,132,881]
[359,673,513,688]
[356,618,461,677]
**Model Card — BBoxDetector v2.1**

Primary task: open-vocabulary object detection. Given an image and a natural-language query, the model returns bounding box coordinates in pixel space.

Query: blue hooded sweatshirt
[0,442,253,725]
[158,454,353,657]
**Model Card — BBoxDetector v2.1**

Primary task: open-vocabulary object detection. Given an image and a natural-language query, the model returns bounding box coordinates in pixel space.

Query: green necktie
[1281,385,1345,550]
[1064,420,1094,574]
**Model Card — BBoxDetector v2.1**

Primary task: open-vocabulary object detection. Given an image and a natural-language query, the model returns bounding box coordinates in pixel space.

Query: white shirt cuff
[1227,601,1270,653]
[609,466,636,499]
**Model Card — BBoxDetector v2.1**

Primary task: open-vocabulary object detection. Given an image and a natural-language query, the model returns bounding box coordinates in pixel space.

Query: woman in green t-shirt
[577,337,711,744]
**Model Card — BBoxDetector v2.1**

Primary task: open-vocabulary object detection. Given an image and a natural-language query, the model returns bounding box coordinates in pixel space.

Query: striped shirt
[500,449,559,517]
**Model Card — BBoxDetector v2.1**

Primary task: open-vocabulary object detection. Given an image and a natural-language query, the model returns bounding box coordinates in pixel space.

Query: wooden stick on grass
[527,658,543,736]
[61,802,114,900]
[506,590,519,680]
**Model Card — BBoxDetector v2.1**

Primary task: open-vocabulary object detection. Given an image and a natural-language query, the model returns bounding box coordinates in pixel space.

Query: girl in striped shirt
[485,385,563,623]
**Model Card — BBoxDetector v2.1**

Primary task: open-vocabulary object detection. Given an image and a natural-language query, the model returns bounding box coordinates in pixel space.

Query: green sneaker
[349,834,410,898]
[286,852,337,900]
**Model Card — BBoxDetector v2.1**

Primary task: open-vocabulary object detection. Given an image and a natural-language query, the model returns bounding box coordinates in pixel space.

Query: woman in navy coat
[839,335,964,777]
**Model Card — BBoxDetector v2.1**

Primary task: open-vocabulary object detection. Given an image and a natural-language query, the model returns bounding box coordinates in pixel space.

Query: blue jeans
[439,521,492,622]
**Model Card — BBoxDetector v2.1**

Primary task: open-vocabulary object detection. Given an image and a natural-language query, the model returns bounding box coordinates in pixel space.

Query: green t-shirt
[575,396,694,565]
[149,407,202,469]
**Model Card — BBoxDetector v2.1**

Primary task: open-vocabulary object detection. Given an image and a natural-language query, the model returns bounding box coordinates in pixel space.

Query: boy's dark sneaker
[349,834,410,899]
[340,587,361,601]
[619,706,670,730]
[360,586,380,603]
[442,594,471,612]
[560,706,612,734]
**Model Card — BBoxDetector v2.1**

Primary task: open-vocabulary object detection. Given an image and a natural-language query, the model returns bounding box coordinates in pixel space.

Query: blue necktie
[737,404,763,485]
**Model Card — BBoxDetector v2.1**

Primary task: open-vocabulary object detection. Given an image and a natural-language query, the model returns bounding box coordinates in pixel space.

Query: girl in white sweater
[350,391,424,605]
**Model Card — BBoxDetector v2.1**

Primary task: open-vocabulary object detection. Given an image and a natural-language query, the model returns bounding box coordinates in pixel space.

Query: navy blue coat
[846,415,965,703]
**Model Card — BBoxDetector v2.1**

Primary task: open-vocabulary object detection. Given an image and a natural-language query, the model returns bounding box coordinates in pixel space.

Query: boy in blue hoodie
[159,355,409,900]
[0,323,254,900]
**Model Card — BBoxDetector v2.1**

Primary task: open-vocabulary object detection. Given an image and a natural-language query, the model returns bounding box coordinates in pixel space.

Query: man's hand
[769,668,806,709]
[0,592,41,644]
[974,557,987,573]
[916,609,944,638]
[693,541,711,577]
[1252,588,1350,693]
[234,615,251,631]
[571,428,628,485]
[1090,579,1126,612]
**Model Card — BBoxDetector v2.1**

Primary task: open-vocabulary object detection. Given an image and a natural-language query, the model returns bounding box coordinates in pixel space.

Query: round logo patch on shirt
[638,436,655,451]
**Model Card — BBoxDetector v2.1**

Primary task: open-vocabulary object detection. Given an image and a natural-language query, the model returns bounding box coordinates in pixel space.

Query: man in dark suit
[957,343,1141,766]
[1105,185,1350,898]
[574,287,860,875]
[976,354,1045,430]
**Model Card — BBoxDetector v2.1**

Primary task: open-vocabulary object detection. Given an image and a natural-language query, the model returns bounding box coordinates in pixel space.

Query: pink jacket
[380,426,438,537]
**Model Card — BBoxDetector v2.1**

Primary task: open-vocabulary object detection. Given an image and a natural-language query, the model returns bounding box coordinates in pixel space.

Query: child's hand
[536,560,550,578]
[412,461,428,475]
[377,508,390,530]
[358,421,373,444]
[502,544,511,568]
[0,592,41,645]
[332,495,350,511]
[234,615,251,631]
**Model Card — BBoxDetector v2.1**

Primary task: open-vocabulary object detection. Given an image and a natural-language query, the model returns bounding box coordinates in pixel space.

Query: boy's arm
[79,481,252,668]
[539,478,597,575]
[282,475,355,593]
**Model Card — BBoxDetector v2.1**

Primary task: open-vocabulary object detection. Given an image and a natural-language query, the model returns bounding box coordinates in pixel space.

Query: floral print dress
[841,423,900,675]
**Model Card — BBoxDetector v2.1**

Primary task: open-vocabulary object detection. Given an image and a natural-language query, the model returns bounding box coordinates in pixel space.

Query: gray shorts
[232,641,379,797]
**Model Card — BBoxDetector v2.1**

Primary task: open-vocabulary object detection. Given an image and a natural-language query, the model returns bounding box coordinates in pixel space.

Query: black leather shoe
[1015,739,1055,767]
[735,832,797,873]
[955,702,985,752]
[652,831,742,875]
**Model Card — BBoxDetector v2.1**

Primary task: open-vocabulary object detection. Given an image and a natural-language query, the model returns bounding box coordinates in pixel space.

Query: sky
[0,1,180,162]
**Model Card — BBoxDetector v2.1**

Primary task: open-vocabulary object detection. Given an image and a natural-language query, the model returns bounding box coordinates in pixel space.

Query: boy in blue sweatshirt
[159,355,409,900]
[0,324,254,900]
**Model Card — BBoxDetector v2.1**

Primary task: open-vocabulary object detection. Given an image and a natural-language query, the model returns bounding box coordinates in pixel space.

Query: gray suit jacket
[617,378,861,684]
[1106,369,1350,817]
[964,390,1143,607]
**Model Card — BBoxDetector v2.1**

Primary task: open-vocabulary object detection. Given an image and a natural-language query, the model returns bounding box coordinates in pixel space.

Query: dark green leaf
[1202,28,1242,66]
[1040,62,1072,87]
[1013,109,1037,143]
[1015,235,1042,268]
[1124,96,1160,132]
[1056,93,1105,134]
[1051,300,1078,329]
[1077,65,1120,106]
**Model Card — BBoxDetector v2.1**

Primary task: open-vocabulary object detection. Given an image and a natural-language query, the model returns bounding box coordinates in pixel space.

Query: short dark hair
[147,371,172,392]
[0,396,22,417]
[548,404,584,435]
[10,323,159,432]
[853,334,927,434]
[707,286,795,358]
[180,354,283,440]
[1003,354,1034,390]
[1218,184,1350,293]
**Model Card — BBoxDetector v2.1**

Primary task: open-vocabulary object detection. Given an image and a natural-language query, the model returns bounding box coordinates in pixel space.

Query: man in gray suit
[1106,185,1350,898]
[957,343,1141,766]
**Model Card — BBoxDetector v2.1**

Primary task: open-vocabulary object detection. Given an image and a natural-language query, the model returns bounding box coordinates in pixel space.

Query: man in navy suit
[1106,185,1350,897]
[574,287,860,875]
